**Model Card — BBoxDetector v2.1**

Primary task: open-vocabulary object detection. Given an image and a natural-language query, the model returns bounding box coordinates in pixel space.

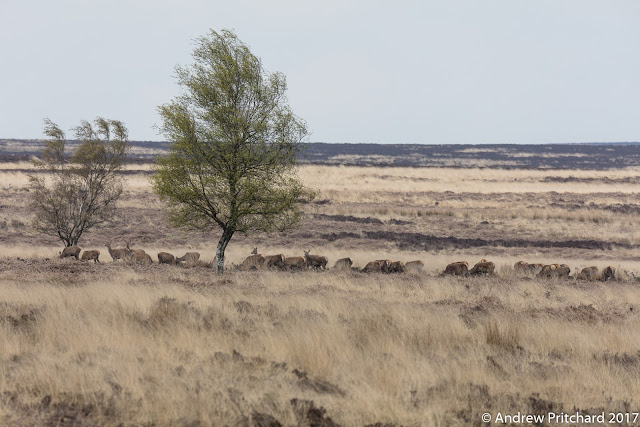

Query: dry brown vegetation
[2,161,640,425]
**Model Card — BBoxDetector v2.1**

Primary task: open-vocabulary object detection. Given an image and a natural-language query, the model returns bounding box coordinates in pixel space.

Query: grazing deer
[442,261,469,276]
[80,250,100,263]
[304,250,328,270]
[176,252,200,265]
[157,252,176,265]
[514,261,544,276]
[59,246,81,260]
[333,257,353,270]
[124,242,153,265]
[106,243,130,262]
[263,254,286,270]
[130,250,153,265]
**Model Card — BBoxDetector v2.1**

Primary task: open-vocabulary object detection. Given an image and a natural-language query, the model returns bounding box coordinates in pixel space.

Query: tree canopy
[152,29,314,273]
[29,118,129,247]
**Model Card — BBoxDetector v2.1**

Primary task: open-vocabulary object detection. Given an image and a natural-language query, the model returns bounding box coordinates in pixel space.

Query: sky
[1,0,639,144]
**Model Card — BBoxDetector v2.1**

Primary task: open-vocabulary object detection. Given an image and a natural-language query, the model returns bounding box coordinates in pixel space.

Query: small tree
[29,118,130,247]
[152,29,314,273]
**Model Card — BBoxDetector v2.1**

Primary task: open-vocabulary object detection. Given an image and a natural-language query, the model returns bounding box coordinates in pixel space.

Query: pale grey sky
[1,0,639,144]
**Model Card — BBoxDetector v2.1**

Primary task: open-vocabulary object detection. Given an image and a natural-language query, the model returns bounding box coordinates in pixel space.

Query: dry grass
[1,263,640,425]
[2,161,640,425]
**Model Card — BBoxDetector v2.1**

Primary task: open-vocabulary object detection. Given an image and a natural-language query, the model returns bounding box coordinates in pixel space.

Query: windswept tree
[152,29,314,273]
[29,118,130,247]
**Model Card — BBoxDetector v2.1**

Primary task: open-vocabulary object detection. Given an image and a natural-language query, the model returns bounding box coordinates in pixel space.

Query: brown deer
[577,266,602,281]
[59,246,81,260]
[469,259,495,276]
[176,252,200,265]
[332,257,353,270]
[304,250,328,270]
[80,250,100,263]
[514,261,544,276]
[263,254,286,270]
[106,243,131,262]
[442,261,469,276]
[388,261,405,273]
[157,252,176,265]
[241,248,265,270]
[537,264,571,279]
[362,259,391,273]
[602,266,616,281]
[130,250,153,265]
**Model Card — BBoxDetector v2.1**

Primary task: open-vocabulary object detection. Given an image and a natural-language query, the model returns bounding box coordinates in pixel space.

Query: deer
[362,259,392,273]
[80,250,100,263]
[59,246,81,260]
[304,250,328,270]
[332,257,353,270]
[469,259,496,276]
[125,242,153,265]
[242,248,265,270]
[176,252,200,265]
[263,254,286,270]
[157,252,176,265]
[388,260,405,273]
[442,261,469,276]
[106,242,131,262]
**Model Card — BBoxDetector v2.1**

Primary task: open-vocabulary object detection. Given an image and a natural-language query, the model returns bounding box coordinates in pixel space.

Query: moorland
[1,142,640,425]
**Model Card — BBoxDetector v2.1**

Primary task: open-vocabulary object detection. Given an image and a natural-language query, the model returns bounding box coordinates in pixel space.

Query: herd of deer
[442,259,618,281]
[58,243,200,266]
[238,248,425,272]
[58,244,618,280]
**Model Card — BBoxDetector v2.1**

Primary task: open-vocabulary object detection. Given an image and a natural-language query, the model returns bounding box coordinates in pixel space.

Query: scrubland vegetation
[2,161,640,425]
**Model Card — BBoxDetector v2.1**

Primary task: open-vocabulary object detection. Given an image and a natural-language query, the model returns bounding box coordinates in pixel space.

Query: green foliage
[152,29,314,273]
[29,118,130,247]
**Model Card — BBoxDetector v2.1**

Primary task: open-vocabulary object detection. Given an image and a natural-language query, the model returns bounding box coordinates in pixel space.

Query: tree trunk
[215,229,234,274]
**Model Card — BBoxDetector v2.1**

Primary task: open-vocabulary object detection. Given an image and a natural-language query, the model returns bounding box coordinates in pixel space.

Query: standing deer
[106,243,131,262]
[242,248,263,270]
[304,250,328,270]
